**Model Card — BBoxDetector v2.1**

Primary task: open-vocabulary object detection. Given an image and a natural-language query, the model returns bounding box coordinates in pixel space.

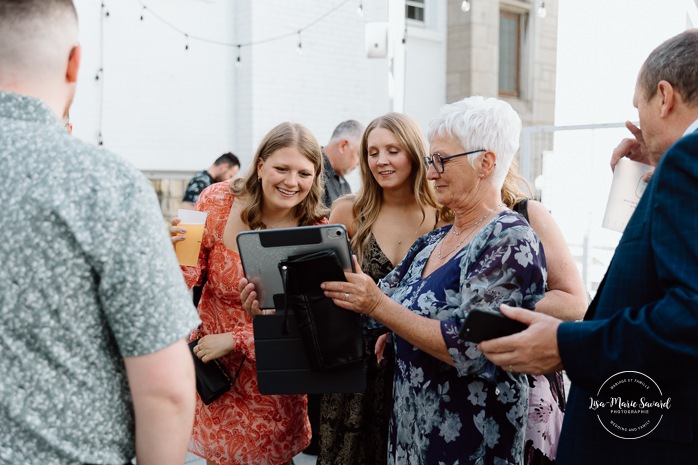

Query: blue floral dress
[378,211,547,465]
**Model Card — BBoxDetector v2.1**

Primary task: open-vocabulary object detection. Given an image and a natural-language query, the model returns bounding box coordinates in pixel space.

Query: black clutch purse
[188,338,245,405]
[278,249,365,371]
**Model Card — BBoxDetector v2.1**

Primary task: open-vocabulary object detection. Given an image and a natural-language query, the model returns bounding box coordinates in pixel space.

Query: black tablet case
[253,294,366,395]
[237,225,354,309]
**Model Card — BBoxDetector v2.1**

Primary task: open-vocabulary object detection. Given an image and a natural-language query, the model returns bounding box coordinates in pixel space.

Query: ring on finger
[344,292,349,301]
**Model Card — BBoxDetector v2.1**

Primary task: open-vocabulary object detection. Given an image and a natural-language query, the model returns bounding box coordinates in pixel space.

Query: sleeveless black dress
[317,233,395,465]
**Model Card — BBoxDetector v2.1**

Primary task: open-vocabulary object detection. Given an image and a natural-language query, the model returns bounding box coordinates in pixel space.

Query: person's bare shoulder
[523,199,554,229]
[328,194,357,236]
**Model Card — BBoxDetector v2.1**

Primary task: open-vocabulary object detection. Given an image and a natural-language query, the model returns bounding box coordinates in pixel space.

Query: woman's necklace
[437,202,505,260]
[261,215,295,230]
[451,202,504,236]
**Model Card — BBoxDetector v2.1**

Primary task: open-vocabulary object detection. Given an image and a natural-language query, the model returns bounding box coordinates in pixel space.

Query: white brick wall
[72,0,237,171]
[70,0,446,175]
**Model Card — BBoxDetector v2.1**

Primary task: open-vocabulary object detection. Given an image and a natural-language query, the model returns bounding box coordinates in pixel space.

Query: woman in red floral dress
[179,122,328,465]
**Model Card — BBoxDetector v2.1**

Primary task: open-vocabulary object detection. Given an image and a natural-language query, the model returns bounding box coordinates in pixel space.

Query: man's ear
[657,80,676,119]
[66,45,81,84]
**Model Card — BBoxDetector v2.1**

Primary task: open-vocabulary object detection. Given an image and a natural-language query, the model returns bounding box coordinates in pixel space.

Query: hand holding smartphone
[459,308,528,343]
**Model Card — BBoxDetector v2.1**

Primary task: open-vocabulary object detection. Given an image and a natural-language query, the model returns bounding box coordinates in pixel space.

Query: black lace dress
[317,234,395,465]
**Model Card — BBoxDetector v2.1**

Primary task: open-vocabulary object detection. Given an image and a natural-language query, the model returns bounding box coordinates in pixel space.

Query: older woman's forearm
[323,274,455,365]
[370,299,455,366]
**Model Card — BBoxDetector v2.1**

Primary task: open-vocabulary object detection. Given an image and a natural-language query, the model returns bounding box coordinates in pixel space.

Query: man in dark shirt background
[321,120,364,209]
[181,152,240,209]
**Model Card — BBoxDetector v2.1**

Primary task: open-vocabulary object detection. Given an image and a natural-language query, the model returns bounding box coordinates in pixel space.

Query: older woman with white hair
[321,96,547,464]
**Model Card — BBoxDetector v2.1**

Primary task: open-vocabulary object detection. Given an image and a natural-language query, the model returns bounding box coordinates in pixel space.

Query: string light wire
[95,0,360,145]
[135,0,354,49]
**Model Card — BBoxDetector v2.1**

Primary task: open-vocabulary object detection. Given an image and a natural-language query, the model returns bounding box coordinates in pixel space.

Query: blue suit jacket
[556,130,698,464]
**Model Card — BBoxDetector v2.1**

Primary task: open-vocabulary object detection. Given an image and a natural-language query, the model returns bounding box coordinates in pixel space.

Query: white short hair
[428,96,522,188]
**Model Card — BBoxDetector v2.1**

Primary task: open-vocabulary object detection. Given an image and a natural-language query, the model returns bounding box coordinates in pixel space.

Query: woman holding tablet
[241,113,445,465]
[180,122,327,465]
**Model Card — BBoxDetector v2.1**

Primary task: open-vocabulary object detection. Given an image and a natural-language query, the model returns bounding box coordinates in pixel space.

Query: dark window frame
[406,0,425,22]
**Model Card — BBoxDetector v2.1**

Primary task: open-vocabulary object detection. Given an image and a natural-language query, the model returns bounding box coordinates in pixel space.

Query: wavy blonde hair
[351,113,446,266]
[501,157,535,208]
[231,122,328,229]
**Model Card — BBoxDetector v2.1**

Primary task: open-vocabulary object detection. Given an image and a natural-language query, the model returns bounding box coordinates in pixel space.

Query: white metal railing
[519,122,635,297]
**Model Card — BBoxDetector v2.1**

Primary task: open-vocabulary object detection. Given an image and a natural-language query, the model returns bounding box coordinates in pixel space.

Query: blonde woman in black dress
[318,113,447,465]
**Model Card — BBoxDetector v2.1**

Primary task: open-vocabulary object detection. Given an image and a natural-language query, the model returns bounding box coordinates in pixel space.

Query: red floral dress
[182,182,311,465]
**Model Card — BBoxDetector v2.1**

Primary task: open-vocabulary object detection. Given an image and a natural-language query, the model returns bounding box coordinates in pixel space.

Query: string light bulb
[538,1,547,18]
[460,0,471,12]
[357,1,363,17]
[184,33,189,51]
[140,6,146,21]
[297,31,302,55]
[236,45,241,67]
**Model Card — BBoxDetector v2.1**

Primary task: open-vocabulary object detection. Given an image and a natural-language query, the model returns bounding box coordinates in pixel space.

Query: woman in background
[317,113,446,465]
[178,122,327,465]
[502,166,588,465]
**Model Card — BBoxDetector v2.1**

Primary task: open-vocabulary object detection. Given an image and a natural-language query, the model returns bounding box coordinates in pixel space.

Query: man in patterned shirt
[0,1,200,464]
[180,152,240,209]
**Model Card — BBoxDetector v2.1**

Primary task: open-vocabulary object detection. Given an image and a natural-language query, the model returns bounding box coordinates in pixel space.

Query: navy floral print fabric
[378,211,547,465]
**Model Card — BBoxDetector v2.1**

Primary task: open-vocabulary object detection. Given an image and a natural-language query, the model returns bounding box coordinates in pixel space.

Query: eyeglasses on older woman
[423,149,486,173]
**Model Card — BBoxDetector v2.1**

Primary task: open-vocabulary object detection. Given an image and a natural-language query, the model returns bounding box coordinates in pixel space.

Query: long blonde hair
[351,113,445,265]
[231,122,328,229]
[501,157,535,208]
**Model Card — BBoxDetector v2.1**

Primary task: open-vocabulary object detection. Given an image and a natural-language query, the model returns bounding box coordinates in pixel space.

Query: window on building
[406,0,425,22]
[499,10,522,97]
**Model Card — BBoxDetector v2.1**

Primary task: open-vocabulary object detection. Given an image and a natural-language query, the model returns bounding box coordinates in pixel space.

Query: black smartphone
[459,308,528,343]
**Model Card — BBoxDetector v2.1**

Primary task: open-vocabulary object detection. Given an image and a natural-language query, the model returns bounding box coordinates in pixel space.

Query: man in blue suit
[480,29,698,463]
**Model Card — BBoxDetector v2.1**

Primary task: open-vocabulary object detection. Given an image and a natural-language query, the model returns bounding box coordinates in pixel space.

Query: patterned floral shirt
[378,211,547,465]
[182,170,215,203]
[0,91,200,465]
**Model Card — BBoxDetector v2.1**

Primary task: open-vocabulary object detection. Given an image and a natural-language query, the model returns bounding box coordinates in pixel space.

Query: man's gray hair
[329,120,364,144]
[639,28,698,106]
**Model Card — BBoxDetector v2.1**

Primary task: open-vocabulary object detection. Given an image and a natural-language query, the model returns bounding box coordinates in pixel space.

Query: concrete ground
[185,451,317,465]
[183,373,573,465]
